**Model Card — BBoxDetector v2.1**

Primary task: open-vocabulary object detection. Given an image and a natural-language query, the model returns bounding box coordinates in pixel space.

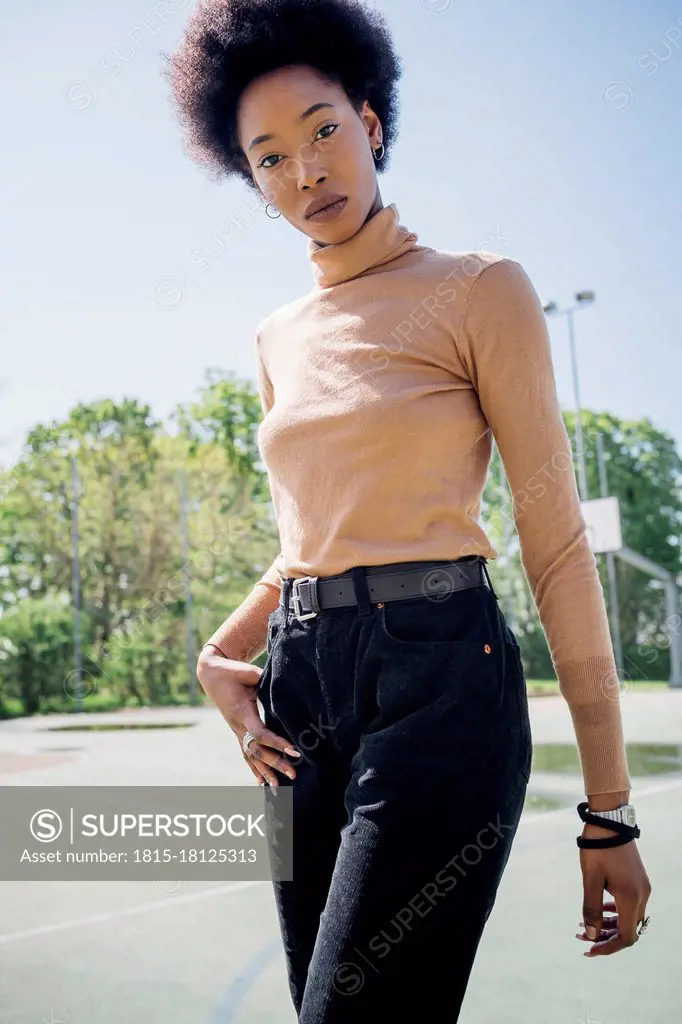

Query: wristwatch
[589,803,637,827]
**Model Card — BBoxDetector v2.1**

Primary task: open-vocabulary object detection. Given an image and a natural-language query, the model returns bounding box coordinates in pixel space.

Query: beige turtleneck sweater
[205,202,630,797]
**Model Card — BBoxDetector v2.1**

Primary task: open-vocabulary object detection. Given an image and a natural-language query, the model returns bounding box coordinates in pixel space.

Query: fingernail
[285,748,301,757]
[585,926,598,940]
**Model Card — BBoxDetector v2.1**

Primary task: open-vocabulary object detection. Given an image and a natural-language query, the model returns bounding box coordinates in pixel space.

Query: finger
[576,924,618,942]
[583,932,627,956]
[241,745,276,787]
[638,875,652,922]
[244,753,279,787]
[578,915,618,933]
[579,900,617,925]
[581,867,605,941]
[636,894,651,936]
[615,885,641,946]
[240,720,301,779]
[241,709,301,759]
[243,755,266,785]
[252,754,291,787]
[585,887,640,956]
[246,741,297,780]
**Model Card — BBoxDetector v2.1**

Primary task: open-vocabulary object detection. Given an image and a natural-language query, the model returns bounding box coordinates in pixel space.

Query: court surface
[0,689,678,1023]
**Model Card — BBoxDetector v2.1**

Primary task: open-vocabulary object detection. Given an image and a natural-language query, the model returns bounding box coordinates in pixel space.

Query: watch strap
[595,804,635,825]
[576,801,640,849]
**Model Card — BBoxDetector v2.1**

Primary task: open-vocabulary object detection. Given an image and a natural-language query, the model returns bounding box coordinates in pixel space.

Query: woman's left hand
[576,829,652,956]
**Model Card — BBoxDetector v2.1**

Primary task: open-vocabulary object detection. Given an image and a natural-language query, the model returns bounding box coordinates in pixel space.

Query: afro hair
[165,0,403,189]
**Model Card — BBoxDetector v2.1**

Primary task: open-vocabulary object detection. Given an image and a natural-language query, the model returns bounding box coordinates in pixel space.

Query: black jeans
[257,557,532,1023]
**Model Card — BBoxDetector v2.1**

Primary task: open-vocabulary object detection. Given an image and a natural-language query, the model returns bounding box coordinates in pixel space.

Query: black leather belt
[282,556,493,621]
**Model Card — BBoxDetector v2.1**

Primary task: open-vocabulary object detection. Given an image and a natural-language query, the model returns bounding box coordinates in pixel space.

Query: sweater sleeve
[202,333,284,663]
[203,556,283,662]
[457,257,630,797]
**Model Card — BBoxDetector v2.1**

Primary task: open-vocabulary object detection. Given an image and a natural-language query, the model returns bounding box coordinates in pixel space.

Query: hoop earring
[265,202,281,219]
[373,143,385,162]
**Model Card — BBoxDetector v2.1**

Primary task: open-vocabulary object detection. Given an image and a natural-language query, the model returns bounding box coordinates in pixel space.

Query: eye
[257,122,339,170]
[258,153,281,170]
[316,121,339,141]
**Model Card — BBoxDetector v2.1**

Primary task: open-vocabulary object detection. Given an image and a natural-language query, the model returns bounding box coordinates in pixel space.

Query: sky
[1,0,681,471]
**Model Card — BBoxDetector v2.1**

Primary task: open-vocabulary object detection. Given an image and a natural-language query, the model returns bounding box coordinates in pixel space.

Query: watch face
[625,805,636,826]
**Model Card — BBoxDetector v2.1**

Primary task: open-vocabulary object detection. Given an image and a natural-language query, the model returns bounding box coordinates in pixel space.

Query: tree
[0,597,92,716]
[0,380,280,713]
[483,411,682,683]
[173,368,271,504]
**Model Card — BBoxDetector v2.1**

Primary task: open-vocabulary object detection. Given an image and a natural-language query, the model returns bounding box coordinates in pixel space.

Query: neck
[307,199,419,289]
[310,192,384,250]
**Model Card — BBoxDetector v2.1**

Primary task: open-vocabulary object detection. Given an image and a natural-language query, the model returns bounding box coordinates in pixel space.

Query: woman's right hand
[196,645,301,786]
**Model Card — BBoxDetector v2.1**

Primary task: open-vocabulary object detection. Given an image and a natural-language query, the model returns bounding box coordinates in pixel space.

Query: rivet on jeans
[484,643,492,654]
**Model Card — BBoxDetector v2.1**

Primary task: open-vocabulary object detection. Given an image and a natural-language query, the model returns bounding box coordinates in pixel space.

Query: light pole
[179,467,197,706]
[70,453,83,711]
[542,291,595,501]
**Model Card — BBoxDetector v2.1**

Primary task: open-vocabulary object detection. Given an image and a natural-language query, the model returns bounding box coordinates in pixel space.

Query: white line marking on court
[0,880,268,947]
[522,774,682,826]
[631,776,682,798]
[1,776,679,947]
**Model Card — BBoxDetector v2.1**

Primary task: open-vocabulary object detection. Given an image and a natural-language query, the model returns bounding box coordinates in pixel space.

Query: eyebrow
[248,102,336,152]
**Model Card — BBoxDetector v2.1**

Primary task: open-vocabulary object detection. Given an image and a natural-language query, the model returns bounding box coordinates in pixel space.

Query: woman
[169,1,651,1019]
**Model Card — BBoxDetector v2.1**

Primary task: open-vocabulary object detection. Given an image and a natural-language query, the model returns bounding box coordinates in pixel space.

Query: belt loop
[480,557,498,600]
[350,566,372,617]
[281,578,292,616]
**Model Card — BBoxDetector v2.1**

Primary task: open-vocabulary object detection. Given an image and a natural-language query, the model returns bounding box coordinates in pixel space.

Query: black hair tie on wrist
[575,801,641,849]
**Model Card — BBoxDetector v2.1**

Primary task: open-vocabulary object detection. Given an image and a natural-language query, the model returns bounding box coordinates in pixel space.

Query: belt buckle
[291,576,319,621]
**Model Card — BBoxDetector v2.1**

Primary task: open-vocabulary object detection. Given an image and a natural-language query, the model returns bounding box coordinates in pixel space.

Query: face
[237,63,384,244]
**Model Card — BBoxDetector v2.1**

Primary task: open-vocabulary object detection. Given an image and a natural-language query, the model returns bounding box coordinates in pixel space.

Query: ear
[359,98,382,148]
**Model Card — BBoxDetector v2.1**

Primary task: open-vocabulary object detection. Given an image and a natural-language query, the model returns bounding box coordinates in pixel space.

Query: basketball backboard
[581,495,623,553]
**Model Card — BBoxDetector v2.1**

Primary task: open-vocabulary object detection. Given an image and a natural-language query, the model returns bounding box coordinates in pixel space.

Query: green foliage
[0,377,279,716]
[173,368,271,504]
[0,597,92,716]
[103,615,187,706]
[1,379,680,715]
[483,410,682,684]
[573,410,682,573]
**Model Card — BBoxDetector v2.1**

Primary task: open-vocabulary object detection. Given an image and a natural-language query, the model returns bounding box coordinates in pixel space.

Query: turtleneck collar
[307,202,419,288]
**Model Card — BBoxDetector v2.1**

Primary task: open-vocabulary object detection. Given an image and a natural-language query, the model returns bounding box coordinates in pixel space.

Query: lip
[304,194,348,220]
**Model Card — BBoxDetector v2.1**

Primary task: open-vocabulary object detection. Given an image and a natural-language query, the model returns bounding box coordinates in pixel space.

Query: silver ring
[242,730,257,756]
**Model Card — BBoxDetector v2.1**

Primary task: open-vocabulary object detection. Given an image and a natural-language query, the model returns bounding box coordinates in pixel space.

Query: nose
[300,172,327,192]
[295,148,328,191]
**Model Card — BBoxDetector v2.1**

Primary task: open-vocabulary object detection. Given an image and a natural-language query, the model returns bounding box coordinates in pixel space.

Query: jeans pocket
[266,608,282,655]
[374,632,500,730]
[256,651,273,711]
[376,587,492,647]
